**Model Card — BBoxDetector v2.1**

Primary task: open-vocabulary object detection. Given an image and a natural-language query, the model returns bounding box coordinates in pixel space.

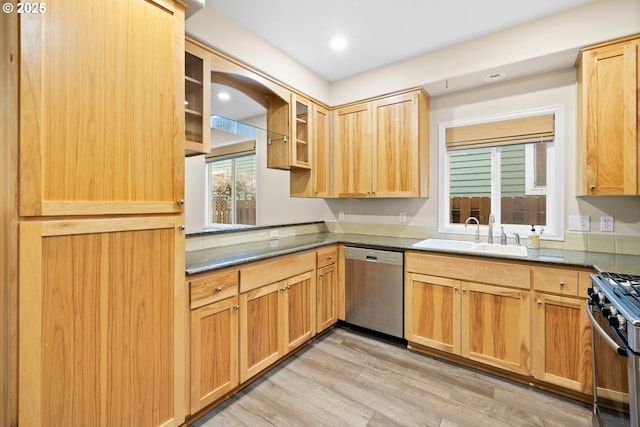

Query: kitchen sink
[412,238,528,258]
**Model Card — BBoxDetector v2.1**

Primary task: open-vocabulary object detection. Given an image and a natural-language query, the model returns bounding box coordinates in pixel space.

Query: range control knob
[598,292,606,304]
[602,307,612,317]
[610,307,619,316]
[617,315,627,332]
[609,316,620,329]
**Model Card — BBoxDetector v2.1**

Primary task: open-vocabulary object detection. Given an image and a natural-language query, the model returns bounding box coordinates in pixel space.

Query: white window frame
[438,105,565,241]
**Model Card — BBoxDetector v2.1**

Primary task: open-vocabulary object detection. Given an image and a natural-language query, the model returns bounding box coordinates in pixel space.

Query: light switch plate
[568,215,590,231]
[270,230,279,239]
[600,216,614,232]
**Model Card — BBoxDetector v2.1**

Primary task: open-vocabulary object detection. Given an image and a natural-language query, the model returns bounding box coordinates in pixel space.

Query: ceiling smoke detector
[484,72,507,82]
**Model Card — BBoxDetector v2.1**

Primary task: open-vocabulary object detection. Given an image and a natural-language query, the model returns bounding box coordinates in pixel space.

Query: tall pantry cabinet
[2,1,188,426]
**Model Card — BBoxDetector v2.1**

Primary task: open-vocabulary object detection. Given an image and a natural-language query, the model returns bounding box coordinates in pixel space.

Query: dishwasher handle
[366,255,378,262]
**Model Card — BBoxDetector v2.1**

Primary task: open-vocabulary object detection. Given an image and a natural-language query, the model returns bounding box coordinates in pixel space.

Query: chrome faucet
[464,217,481,243]
[513,233,521,246]
[488,214,495,244]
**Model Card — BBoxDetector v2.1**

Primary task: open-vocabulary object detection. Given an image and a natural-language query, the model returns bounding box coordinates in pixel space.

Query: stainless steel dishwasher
[344,246,404,338]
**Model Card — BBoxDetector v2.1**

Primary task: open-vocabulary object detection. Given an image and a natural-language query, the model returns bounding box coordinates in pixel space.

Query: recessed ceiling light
[330,36,347,51]
[484,72,506,82]
[218,92,230,101]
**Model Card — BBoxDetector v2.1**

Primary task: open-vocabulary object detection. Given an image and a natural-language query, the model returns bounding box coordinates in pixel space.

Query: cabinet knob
[537,300,542,305]
[454,287,458,291]
[327,256,333,261]
[178,225,185,231]
[215,287,222,292]
[177,199,185,205]
[286,285,291,290]
[590,185,596,191]
[280,287,286,292]
[462,288,467,293]
[559,281,565,287]
[233,305,239,311]
[319,273,324,278]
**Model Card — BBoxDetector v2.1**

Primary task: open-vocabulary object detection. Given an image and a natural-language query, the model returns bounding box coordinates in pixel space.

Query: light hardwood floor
[191,327,592,427]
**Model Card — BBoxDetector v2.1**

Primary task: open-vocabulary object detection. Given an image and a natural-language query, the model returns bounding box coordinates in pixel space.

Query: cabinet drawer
[532,266,578,296]
[240,250,316,293]
[190,268,239,310]
[317,246,337,268]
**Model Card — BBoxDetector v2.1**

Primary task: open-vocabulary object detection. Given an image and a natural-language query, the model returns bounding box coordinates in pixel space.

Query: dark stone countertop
[185,232,640,276]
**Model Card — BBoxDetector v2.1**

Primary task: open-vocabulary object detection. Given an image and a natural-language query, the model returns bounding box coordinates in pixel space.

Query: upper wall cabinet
[185,41,212,155]
[269,93,312,170]
[577,35,639,196]
[19,0,186,217]
[290,102,331,197]
[333,89,430,198]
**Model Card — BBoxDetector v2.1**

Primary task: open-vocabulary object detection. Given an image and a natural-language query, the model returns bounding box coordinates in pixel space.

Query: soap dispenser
[526,225,540,249]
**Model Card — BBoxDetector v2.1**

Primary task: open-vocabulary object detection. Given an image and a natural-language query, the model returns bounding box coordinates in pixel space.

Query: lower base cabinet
[406,251,595,397]
[190,296,239,413]
[405,273,531,375]
[239,271,316,383]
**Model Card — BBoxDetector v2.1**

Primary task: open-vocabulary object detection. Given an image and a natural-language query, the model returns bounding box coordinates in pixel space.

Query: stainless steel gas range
[588,272,640,427]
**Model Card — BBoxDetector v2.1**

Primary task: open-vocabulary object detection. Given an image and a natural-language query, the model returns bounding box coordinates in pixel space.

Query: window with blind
[438,106,564,240]
[206,150,257,226]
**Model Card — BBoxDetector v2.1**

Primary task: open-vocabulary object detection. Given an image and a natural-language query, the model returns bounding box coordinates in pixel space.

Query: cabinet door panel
[239,282,283,383]
[532,294,592,394]
[283,271,315,352]
[190,296,239,413]
[581,41,638,195]
[405,274,460,354]
[19,217,185,427]
[334,103,371,197]
[20,0,184,216]
[461,282,531,375]
[372,93,419,197]
[317,263,338,333]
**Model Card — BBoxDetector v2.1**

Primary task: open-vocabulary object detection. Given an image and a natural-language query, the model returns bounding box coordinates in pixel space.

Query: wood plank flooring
[191,327,592,427]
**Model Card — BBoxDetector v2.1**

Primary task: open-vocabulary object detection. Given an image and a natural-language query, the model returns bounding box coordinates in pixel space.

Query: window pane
[449,147,492,224]
[500,143,546,226]
[209,159,232,224]
[234,155,256,225]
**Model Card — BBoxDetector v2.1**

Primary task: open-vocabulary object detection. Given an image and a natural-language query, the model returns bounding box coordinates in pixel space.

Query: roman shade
[206,140,256,161]
[446,114,555,150]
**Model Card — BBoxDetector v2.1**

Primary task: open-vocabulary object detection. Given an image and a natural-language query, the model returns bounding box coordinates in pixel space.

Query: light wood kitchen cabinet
[188,269,239,413]
[316,246,338,332]
[18,0,186,217]
[290,102,332,197]
[333,89,429,198]
[185,40,212,155]
[461,281,531,375]
[18,217,187,427]
[271,93,312,170]
[405,273,461,354]
[239,251,316,383]
[577,35,639,195]
[405,252,531,376]
[239,271,316,383]
[5,2,188,426]
[531,266,593,395]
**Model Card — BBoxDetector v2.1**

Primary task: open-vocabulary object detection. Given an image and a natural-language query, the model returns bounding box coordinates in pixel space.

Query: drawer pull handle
[215,287,223,292]
[454,287,458,291]
[327,256,333,261]
[537,300,542,305]
[319,273,325,278]
[233,305,239,311]
[559,281,565,287]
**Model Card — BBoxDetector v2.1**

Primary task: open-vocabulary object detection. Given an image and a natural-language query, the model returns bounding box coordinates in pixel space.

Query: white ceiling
[204,0,595,82]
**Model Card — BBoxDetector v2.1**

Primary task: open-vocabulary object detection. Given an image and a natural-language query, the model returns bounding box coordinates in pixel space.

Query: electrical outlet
[399,212,406,223]
[338,211,345,221]
[600,216,614,232]
[270,230,279,239]
[568,215,590,232]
